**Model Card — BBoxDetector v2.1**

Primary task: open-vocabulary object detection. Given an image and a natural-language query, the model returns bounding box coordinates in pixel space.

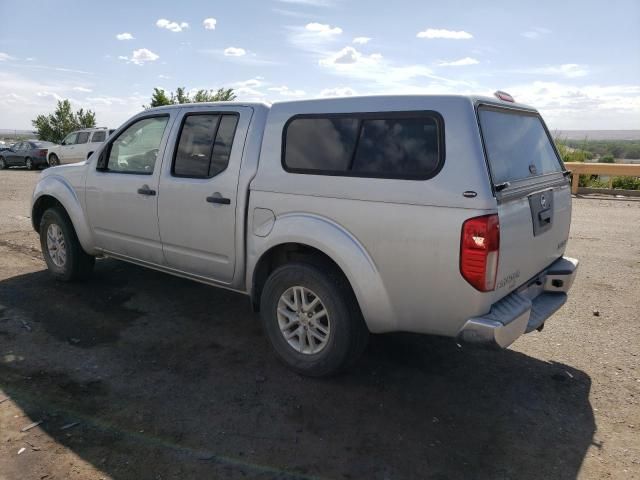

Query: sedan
[0,140,57,170]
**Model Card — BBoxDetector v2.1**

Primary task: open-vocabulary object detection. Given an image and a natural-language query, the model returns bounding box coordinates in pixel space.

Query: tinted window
[106,116,169,174]
[283,113,442,179]
[174,114,220,178]
[172,113,238,178]
[210,115,239,177]
[76,132,90,144]
[478,108,562,184]
[284,118,359,172]
[91,131,106,142]
[352,117,439,176]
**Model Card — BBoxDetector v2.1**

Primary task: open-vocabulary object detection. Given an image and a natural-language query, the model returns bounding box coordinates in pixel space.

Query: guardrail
[564,162,640,194]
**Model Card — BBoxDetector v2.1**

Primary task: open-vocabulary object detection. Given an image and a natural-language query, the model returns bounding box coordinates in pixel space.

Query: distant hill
[0,128,36,137]
[553,130,640,141]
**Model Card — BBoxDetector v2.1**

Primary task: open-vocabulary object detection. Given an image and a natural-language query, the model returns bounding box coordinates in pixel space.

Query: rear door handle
[206,195,231,205]
[137,185,156,196]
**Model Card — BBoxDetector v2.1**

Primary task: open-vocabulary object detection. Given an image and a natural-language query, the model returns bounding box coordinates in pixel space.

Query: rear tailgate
[477,104,571,297]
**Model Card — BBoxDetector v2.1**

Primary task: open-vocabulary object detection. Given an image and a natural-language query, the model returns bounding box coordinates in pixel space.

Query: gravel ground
[0,168,638,480]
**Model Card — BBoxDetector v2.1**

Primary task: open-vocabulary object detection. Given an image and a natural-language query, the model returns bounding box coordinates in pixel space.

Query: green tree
[145,87,173,108]
[144,86,237,109]
[599,154,615,163]
[31,100,97,143]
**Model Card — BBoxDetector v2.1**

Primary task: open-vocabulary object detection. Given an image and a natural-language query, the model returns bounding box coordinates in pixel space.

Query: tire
[48,154,60,166]
[39,207,95,281]
[260,262,369,377]
[25,157,33,170]
[0,157,5,169]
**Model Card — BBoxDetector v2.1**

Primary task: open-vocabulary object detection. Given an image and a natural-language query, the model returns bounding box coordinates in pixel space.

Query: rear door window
[478,107,563,185]
[172,113,239,178]
[76,132,90,144]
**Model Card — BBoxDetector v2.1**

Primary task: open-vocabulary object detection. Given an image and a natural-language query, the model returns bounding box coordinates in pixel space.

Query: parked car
[47,127,113,166]
[31,93,578,376]
[0,140,56,170]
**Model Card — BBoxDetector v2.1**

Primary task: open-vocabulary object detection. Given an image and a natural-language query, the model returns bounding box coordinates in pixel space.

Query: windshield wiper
[494,181,511,192]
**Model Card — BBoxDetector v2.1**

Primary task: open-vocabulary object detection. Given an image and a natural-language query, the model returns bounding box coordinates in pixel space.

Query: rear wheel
[0,157,5,169]
[39,207,95,281]
[25,157,33,170]
[260,262,368,377]
[48,154,60,166]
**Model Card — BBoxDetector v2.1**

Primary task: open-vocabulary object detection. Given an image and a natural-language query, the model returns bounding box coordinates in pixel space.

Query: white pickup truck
[31,93,578,376]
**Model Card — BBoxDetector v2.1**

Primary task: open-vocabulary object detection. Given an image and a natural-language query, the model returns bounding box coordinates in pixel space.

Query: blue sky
[1,0,639,130]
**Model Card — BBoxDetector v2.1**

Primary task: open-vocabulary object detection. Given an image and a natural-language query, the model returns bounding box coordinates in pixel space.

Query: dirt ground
[0,168,638,480]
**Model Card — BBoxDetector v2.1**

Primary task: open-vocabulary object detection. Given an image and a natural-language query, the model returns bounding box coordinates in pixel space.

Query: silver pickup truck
[31,93,578,376]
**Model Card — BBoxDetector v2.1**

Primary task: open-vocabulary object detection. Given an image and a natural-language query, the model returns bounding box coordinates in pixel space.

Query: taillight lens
[37,149,47,157]
[460,214,500,291]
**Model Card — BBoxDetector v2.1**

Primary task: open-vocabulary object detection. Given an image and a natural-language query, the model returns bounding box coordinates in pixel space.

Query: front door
[59,132,78,163]
[85,113,174,265]
[157,106,252,283]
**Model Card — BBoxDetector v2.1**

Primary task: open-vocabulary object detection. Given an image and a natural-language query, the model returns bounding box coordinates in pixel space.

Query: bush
[612,176,640,190]
[599,154,615,163]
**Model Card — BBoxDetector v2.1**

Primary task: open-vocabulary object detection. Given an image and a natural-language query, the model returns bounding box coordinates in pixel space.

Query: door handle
[206,195,231,205]
[137,185,156,196]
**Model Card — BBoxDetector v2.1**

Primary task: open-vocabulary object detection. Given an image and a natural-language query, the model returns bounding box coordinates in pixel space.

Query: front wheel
[48,154,60,166]
[39,207,95,281]
[0,157,6,169]
[260,262,368,377]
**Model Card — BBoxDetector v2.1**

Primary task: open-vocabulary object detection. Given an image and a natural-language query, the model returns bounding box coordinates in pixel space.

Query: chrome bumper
[457,256,579,348]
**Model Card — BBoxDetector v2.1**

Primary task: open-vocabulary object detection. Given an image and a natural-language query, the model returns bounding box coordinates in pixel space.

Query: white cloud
[203,18,217,30]
[320,46,382,66]
[116,32,134,40]
[521,27,551,40]
[305,22,342,35]
[120,48,160,65]
[353,37,371,45]
[156,18,189,32]
[158,74,170,79]
[505,81,640,128]
[320,87,356,97]
[515,63,589,78]
[234,77,264,88]
[224,47,246,57]
[438,57,480,67]
[268,85,306,97]
[72,86,93,92]
[417,28,473,40]
[0,52,15,61]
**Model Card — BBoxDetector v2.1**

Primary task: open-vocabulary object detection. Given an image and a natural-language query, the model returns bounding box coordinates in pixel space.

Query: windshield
[478,107,563,185]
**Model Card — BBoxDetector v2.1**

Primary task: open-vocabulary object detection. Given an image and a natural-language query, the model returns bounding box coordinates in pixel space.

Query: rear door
[477,105,571,295]
[157,105,252,283]
[5,142,24,165]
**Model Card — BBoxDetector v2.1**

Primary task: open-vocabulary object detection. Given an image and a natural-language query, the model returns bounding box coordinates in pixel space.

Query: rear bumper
[457,256,579,348]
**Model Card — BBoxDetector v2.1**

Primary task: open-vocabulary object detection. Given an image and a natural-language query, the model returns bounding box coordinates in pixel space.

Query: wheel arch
[248,213,396,333]
[31,177,96,255]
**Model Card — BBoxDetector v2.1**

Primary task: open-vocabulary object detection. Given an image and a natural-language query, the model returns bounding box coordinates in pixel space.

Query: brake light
[494,90,515,102]
[460,214,500,291]
[36,149,47,158]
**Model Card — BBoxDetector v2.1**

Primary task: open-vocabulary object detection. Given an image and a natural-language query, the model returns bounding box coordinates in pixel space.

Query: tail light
[36,149,47,158]
[460,214,500,291]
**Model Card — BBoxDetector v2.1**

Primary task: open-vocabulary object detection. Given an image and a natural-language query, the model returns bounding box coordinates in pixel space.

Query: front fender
[247,212,396,333]
[31,175,96,255]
